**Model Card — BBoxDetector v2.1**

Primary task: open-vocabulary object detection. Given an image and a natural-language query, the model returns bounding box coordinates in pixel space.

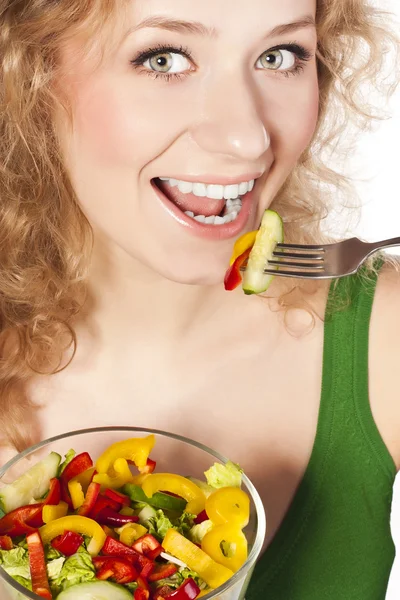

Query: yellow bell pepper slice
[201,524,248,572]
[70,467,96,493]
[142,474,205,515]
[42,501,69,524]
[96,435,155,473]
[39,516,106,556]
[163,529,233,589]
[205,487,250,528]
[68,480,85,510]
[119,506,136,516]
[93,458,134,489]
[119,523,148,546]
[229,231,258,265]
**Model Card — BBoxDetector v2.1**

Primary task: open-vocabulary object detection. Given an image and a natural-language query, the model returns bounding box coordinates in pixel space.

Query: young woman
[0,0,399,597]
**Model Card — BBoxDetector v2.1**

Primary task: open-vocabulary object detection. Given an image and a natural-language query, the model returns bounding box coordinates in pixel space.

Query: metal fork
[249,236,400,279]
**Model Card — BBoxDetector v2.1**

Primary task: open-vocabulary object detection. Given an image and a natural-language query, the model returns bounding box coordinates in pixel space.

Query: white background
[339,1,400,597]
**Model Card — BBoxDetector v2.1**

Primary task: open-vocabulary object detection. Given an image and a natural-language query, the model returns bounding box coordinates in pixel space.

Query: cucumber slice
[123,484,187,512]
[0,452,61,514]
[137,504,157,523]
[242,210,284,295]
[57,581,132,600]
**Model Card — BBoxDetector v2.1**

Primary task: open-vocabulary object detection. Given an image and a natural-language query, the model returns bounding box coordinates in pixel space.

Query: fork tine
[273,251,324,260]
[276,243,326,251]
[262,268,328,279]
[267,260,325,270]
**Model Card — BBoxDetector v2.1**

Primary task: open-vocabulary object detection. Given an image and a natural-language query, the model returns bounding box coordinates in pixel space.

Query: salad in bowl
[0,428,266,600]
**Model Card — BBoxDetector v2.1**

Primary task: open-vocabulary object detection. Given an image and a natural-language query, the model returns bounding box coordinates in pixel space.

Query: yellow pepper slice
[229,231,258,265]
[205,487,250,528]
[201,524,248,572]
[40,516,106,556]
[93,458,135,489]
[68,480,85,510]
[119,523,148,546]
[163,529,234,589]
[96,435,155,473]
[42,501,69,524]
[142,473,205,515]
[119,506,136,516]
[70,467,96,493]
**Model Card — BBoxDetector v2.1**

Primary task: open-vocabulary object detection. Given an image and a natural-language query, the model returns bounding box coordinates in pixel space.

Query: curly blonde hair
[0,0,399,452]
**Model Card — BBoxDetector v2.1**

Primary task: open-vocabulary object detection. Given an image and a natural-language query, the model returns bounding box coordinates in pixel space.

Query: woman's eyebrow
[127,14,316,39]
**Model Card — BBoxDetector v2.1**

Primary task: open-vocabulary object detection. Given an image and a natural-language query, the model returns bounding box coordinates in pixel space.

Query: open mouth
[153,177,256,226]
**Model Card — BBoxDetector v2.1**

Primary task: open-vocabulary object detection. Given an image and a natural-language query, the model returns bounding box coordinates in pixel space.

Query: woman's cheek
[72,76,192,168]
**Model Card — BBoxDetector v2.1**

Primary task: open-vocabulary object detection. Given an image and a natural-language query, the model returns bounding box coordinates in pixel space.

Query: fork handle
[369,236,400,252]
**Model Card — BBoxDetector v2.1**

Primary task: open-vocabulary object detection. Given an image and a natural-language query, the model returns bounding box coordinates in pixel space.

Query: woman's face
[58,0,318,285]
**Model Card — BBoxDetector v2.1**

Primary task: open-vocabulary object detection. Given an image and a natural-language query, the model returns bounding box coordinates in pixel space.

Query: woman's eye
[256,49,296,72]
[143,52,191,74]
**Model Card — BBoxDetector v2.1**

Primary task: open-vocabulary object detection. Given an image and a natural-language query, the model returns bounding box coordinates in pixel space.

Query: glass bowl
[0,427,266,600]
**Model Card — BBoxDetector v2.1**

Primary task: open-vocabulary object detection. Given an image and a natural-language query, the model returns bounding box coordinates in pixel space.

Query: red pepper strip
[132,534,161,557]
[61,452,93,484]
[27,478,62,526]
[93,556,139,584]
[77,482,101,517]
[26,531,52,600]
[134,589,150,600]
[149,562,178,582]
[0,535,13,550]
[169,579,201,600]
[51,530,84,556]
[137,575,150,591]
[90,495,121,519]
[104,489,131,507]
[137,554,154,576]
[147,545,163,560]
[102,535,142,560]
[139,560,155,579]
[0,504,43,537]
[194,510,208,525]
[154,586,175,599]
[96,507,139,528]
[44,478,61,505]
[138,458,156,475]
[60,480,73,510]
[224,247,252,291]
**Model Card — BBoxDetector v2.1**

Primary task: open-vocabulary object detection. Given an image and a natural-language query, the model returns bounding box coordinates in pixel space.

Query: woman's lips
[152,179,255,241]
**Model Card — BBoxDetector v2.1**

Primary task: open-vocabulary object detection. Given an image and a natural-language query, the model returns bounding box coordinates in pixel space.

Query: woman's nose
[190,73,270,161]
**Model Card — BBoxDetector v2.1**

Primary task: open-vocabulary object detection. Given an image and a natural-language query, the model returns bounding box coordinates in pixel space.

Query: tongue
[157,180,226,217]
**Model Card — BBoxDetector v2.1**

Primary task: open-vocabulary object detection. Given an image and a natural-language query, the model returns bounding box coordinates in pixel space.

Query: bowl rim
[0,426,266,600]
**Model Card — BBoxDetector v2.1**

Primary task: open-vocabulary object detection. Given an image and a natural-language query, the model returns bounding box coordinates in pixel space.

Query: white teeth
[160,178,255,200]
[184,197,243,226]
[207,184,224,200]
[223,184,239,200]
[178,181,193,194]
[239,181,249,195]
[193,183,207,197]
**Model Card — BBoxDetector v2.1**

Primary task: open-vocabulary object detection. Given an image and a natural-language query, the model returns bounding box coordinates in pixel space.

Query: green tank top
[247,261,396,600]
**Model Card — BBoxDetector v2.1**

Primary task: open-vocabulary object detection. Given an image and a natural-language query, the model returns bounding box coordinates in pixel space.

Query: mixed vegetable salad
[0,436,250,600]
[224,209,284,294]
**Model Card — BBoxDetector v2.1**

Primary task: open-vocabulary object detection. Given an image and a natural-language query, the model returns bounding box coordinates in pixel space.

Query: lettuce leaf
[0,548,30,580]
[189,520,214,544]
[204,461,243,488]
[49,549,95,596]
